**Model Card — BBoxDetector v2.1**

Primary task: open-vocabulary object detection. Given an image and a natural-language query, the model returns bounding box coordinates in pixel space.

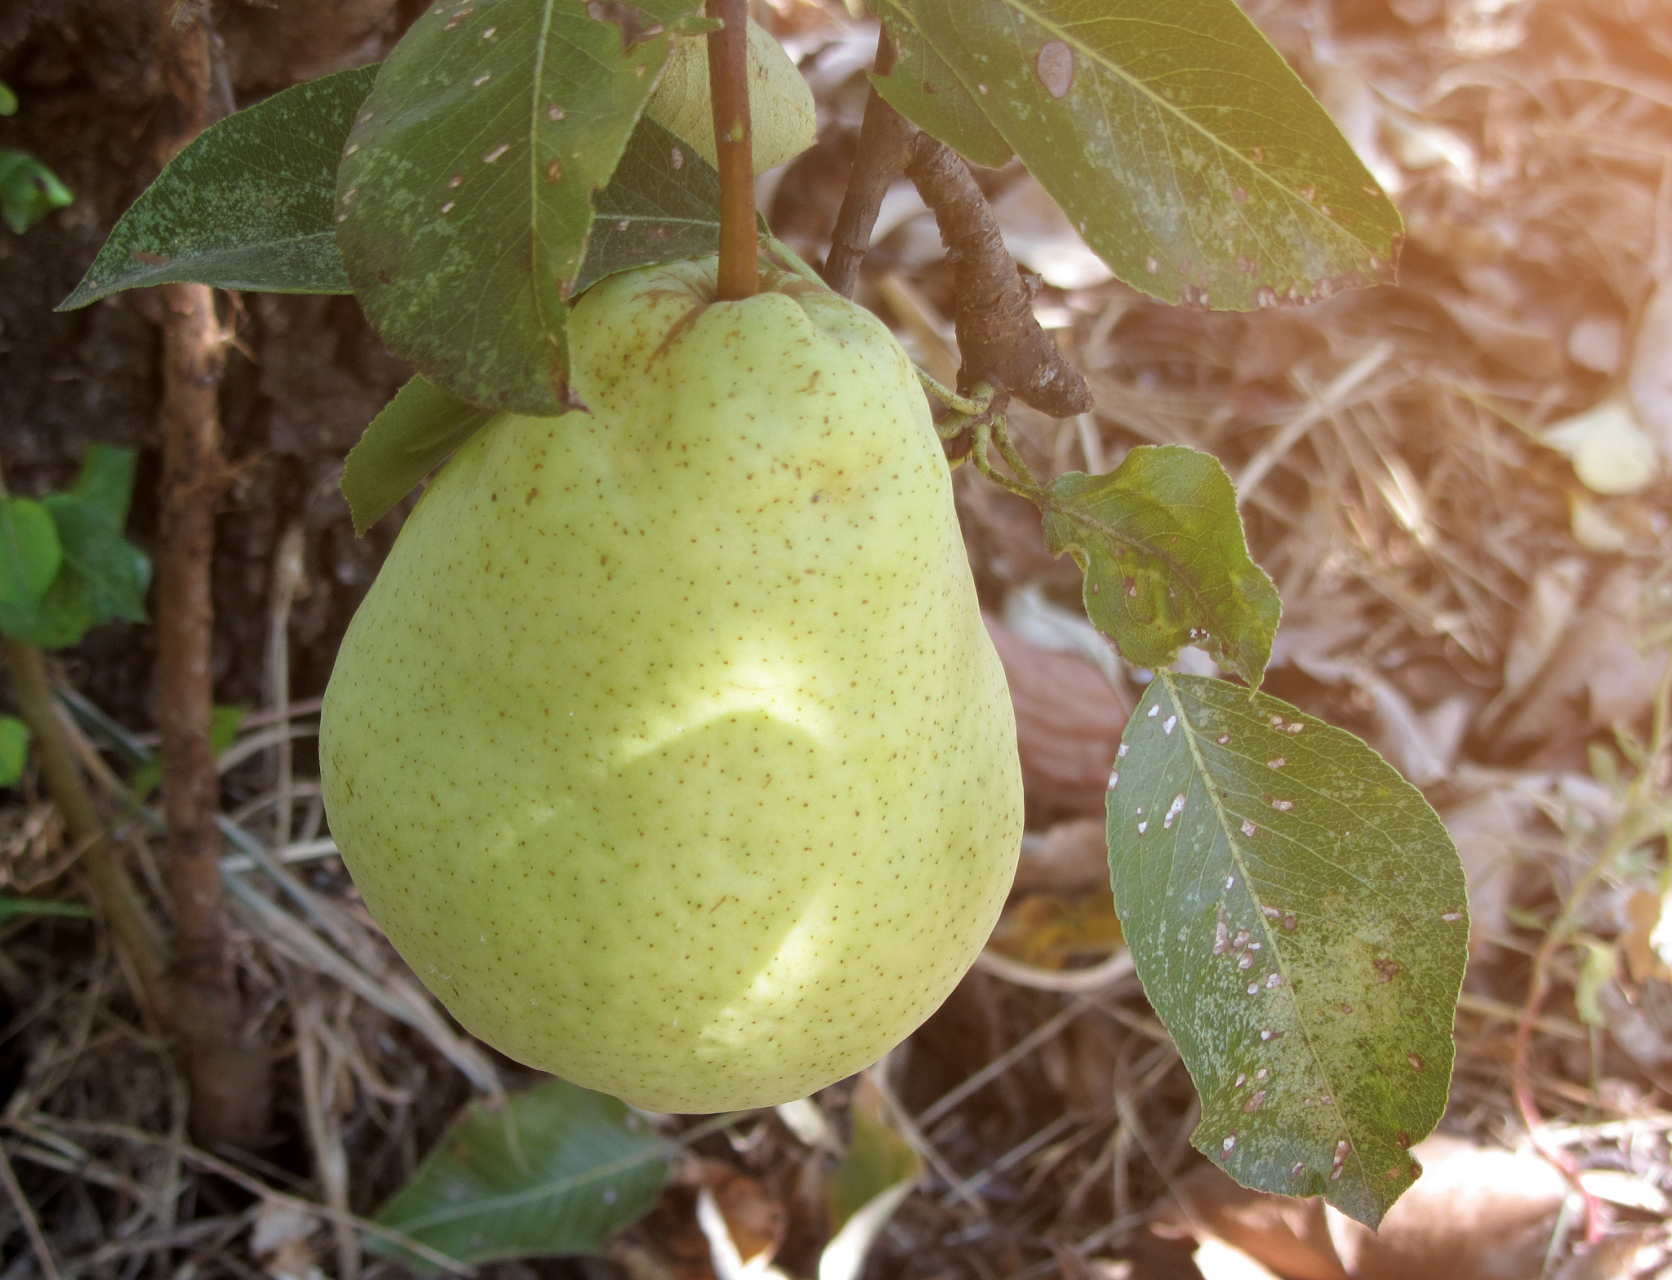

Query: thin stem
[1508,664,1671,1244]
[919,373,994,419]
[0,1144,59,1280]
[3,639,172,1013]
[990,412,1041,491]
[823,28,912,298]
[970,417,1044,505]
[706,0,756,300]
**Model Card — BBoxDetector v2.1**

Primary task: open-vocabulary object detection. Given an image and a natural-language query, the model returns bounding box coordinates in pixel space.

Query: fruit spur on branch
[317,3,1024,1113]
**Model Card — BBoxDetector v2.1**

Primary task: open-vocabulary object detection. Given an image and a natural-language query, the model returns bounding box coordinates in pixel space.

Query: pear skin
[321,258,1021,1112]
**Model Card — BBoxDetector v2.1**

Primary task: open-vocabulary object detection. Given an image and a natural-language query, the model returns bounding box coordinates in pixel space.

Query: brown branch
[706,0,756,300]
[152,0,271,1151]
[821,29,1092,417]
[905,135,1093,418]
[822,31,914,299]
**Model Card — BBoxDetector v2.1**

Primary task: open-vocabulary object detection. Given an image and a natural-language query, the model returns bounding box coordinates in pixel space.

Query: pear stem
[706,0,757,300]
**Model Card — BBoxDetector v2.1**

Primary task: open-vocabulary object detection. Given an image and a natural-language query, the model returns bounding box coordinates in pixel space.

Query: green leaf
[70,444,139,526]
[0,715,28,787]
[827,1078,920,1232]
[875,0,1402,310]
[0,572,95,649]
[130,703,246,799]
[44,495,149,625]
[341,376,496,536]
[58,66,376,309]
[0,497,62,611]
[210,704,246,758]
[0,895,91,922]
[371,1078,669,1270]
[573,114,729,295]
[335,0,710,416]
[1107,674,1468,1227]
[1575,940,1615,1027]
[0,487,151,649]
[0,149,73,235]
[1041,445,1280,688]
[872,25,1012,170]
[820,1078,921,1280]
[0,81,17,116]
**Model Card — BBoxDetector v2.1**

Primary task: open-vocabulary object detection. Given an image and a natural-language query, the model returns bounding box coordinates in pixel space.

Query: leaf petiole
[916,372,992,419]
[968,413,1043,504]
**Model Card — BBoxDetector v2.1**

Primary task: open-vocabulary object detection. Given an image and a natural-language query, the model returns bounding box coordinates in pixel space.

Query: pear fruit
[645,20,816,173]
[320,257,1022,1113]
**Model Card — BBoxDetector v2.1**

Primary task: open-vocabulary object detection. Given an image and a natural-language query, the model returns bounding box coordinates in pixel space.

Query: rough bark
[821,33,911,300]
[904,135,1092,418]
[821,30,1091,418]
[152,0,271,1151]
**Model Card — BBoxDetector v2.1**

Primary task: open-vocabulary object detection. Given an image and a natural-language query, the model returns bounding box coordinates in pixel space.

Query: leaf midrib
[529,0,563,332]
[1162,672,1370,1191]
[393,1141,665,1231]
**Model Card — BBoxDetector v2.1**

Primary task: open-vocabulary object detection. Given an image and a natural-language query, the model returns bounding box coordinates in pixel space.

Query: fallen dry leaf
[1552,1227,1670,1280]
[1491,565,1667,757]
[1627,277,1672,464]
[1015,818,1111,895]
[1441,785,1543,954]
[1620,888,1663,984]
[1597,979,1672,1073]
[985,615,1130,820]
[1163,1134,1569,1280]
[1569,313,1625,376]
[1163,1162,1347,1280]
[1540,395,1660,496]
[989,892,1122,972]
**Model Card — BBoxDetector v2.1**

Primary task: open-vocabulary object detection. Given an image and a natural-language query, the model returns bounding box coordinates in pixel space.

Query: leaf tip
[56,279,101,312]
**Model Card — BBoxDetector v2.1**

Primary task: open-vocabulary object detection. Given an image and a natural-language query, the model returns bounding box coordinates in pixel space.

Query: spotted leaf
[1106,674,1467,1227]
[871,22,1012,170]
[1041,444,1279,688]
[335,0,710,415]
[59,65,375,308]
[875,0,1402,309]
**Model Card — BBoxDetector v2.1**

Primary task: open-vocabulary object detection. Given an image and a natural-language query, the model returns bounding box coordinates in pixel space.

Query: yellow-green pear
[320,257,1022,1113]
[646,20,816,173]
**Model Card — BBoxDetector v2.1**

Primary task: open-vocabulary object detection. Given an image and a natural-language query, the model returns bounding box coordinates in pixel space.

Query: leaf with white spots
[873,0,1402,310]
[336,0,710,415]
[1041,444,1280,687]
[572,115,730,295]
[370,1078,668,1269]
[871,21,1012,170]
[340,115,735,534]
[59,65,377,309]
[1107,674,1467,1227]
